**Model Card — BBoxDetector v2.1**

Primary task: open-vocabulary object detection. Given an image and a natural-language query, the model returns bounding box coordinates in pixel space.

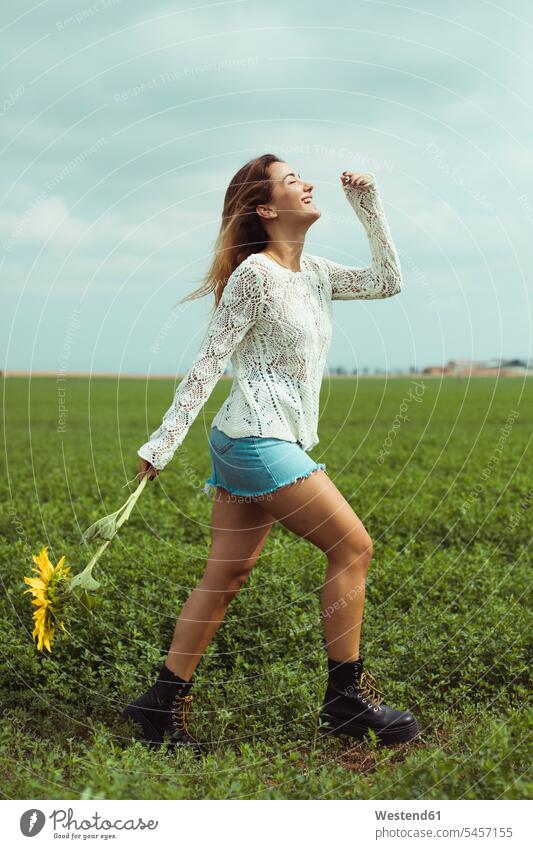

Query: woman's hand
[137,457,160,482]
[340,171,374,189]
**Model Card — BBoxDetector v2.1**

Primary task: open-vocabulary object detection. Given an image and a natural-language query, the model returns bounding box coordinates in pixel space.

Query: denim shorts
[203,426,327,499]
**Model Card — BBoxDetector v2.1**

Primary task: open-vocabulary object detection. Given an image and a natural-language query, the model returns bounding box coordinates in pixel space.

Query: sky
[1,0,532,376]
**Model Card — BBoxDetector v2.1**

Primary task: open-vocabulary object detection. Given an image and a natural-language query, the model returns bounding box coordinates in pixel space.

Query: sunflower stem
[115,475,148,529]
[70,539,110,592]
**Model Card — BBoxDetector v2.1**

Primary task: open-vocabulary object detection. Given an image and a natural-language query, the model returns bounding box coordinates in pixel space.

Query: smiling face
[256,160,321,225]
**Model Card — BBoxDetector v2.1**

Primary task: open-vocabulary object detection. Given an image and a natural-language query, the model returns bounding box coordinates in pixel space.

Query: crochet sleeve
[137,262,265,470]
[318,176,403,300]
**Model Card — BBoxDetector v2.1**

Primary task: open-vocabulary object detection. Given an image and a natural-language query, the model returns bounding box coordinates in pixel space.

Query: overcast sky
[1,0,531,376]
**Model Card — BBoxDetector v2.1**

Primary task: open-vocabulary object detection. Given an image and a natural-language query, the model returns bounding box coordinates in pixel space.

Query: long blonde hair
[174,153,282,312]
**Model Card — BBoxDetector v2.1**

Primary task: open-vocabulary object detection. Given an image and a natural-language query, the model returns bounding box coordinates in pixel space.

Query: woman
[122,154,420,756]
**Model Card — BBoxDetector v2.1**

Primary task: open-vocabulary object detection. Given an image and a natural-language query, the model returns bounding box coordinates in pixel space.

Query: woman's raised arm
[314,174,403,301]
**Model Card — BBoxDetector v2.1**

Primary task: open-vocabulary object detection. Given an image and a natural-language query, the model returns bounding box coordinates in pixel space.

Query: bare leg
[251,470,373,662]
[165,490,275,680]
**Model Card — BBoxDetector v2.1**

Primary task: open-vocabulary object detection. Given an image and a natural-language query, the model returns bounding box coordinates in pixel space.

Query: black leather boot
[319,655,420,745]
[121,664,207,758]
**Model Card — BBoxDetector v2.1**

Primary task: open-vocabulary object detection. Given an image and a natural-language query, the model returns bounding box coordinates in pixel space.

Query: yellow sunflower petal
[32,546,54,582]
[31,553,43,567]
[27,593,46,604]
[32,622,43,650]
[24,577,46,590]
[33,610,48,625]
[31,545,47,565]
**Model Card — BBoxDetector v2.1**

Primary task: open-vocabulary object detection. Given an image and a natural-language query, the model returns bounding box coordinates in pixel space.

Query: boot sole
[319,712,420,745]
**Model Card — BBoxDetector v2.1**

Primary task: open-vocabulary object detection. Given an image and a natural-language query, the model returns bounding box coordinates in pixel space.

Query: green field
[1,376,531,799]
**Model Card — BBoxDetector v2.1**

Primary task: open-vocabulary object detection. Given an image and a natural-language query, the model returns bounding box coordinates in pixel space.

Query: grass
[1,375,531,799]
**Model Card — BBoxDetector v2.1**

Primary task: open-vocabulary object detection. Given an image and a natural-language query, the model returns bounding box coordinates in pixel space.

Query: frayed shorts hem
[202,461,327,499]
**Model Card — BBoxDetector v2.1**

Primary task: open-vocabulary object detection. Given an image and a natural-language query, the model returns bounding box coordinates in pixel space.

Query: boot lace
[170,693,201,743]
[359,669,385,711]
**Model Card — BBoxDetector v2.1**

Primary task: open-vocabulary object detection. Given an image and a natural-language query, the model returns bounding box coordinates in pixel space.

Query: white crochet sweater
[138,175,402,471]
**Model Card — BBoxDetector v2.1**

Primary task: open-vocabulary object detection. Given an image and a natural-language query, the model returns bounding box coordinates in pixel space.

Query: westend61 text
[375,809,441,820]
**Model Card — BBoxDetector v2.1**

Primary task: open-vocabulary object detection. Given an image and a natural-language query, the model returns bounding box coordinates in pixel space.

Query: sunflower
[23,546,72,652]
[23,476,149,653]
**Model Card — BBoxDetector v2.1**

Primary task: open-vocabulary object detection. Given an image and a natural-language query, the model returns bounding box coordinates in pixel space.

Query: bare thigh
[251,470,371,557]
[204,487,276,587]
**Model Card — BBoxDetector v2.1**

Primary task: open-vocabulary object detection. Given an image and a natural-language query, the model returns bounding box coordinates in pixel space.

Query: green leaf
[70,565,101,592]
[81,512,120,543]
